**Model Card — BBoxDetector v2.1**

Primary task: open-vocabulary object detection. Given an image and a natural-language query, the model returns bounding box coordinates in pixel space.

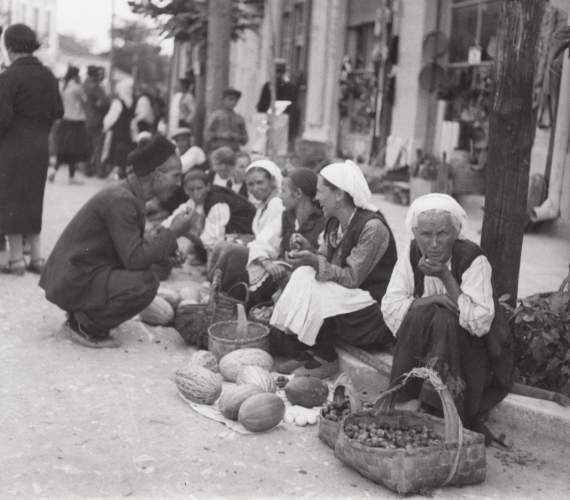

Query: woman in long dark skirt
[0,24,63,275]
[49,65,89,184]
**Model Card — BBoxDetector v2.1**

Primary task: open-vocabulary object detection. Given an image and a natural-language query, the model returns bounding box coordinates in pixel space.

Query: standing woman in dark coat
[0,24,63,275]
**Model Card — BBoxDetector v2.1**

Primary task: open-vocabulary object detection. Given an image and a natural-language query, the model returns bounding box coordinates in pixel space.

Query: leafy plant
[503,274,570,396]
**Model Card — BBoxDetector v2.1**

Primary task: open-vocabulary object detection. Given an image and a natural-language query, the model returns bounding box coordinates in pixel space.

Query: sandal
[0,258,26,276]
[27,258,45,274]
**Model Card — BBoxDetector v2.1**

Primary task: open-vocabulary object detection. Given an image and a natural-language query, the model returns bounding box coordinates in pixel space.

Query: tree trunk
[206,0,232,120]
[481,0,546,306]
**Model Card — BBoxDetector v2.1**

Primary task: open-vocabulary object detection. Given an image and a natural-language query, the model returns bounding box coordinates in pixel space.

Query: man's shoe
[65,314,120,349]
[293,353,339,379]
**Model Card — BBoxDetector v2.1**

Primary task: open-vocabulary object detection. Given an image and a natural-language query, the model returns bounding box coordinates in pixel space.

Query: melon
[188,350,219,373]
[236,365,276,393]
[218,348,274,382]
[218,384,264,420]
[140,296,175,326]
[238,393,285,432]
[173,366,222,405]
[285,376,329,408]
[157,287,181,308]
[179,286,202,303]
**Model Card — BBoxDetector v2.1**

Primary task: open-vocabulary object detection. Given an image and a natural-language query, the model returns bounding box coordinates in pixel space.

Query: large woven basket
[208,303,270,360]
[318,373,361,449]
[173,269,248,347]
[334,368,486,494]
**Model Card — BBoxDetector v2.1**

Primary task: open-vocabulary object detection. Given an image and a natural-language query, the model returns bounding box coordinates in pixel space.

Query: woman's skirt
[56,119,89,164]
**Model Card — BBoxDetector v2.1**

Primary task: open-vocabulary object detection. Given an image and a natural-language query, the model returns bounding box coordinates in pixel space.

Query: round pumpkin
[218,384,264,420]
[219,348,274,382]
[188,350,219,373]
[236,365,276,393]
[174,366,222,405]
[238,393,285,432]
[140,296,175,326]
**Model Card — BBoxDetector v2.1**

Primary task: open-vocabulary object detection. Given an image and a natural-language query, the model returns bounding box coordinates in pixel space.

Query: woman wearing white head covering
[381,193,513,432]
[269,160,397,378]
[208,158,285,295]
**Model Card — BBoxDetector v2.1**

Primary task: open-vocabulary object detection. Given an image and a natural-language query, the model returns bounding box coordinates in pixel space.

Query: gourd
[140,296,175,326]
[156,287,181,309]
[173,366,222,405]
[218,384,264,420]
[236,365,276,393]
[188,350,219,373]
[284,376,329,408]
[218,348,274,382]
[238,393,286,432]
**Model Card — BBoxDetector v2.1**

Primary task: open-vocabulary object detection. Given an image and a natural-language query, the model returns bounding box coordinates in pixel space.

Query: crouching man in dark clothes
[40,134,194,348]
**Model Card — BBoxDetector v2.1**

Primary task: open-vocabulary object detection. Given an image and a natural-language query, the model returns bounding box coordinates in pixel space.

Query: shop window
[449,0,503,64]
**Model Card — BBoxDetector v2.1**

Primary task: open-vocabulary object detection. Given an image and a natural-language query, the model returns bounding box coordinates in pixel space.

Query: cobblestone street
[1,176,569,499]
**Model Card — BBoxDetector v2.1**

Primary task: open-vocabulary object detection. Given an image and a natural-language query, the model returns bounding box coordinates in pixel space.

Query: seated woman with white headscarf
[381,193,513,434]
[269,160,397,378]
[208,159,285,299]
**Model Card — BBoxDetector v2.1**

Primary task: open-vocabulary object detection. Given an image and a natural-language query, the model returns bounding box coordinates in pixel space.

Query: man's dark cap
[4,23,40,53]
[127,134,176,177]
[223,87,242,99]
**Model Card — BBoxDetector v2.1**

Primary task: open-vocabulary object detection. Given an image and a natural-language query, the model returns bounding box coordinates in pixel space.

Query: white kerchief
[246,159,283,193]
[405,193,467,239]
[320,160,377,212]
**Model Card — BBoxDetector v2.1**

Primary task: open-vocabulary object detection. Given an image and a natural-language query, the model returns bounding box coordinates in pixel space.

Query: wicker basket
[173,269,248,347]
[318,374,361,449]
[333,368,486,494]
[208,303,270,360]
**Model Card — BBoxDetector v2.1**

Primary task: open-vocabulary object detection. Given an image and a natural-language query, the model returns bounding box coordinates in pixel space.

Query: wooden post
[205,0,232,120]
[480,0,546,306]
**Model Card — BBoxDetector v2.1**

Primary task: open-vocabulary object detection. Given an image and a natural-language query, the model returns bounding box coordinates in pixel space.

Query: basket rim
[208,320,269,343]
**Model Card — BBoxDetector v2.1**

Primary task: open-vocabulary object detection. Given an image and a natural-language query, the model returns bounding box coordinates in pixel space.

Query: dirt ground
[1,177,569,499]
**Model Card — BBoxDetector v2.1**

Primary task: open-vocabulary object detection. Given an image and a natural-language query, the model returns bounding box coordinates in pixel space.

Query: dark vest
[280,205,325,255]
[409,238,514,394]
[325,209,397,303]
[204,186,255,234]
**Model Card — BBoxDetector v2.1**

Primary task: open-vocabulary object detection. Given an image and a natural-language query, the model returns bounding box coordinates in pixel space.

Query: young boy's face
[222,95,238,110]
[212,160,234,180]
[184,178,208,205]
[234,156,249,184]
[280,177,299,211]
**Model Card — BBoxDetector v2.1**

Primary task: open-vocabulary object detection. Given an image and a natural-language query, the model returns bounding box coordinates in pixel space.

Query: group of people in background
[0,22,514,440]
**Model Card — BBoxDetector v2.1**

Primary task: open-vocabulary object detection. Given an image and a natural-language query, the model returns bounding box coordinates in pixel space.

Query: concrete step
[336,346,570,445]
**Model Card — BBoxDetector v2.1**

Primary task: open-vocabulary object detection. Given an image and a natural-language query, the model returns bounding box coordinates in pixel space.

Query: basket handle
[225,281,250,304]
[372,367,464,486]
[206,269,222,314]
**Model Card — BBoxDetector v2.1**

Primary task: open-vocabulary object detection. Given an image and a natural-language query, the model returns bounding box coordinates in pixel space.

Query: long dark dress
[0,57,63,234]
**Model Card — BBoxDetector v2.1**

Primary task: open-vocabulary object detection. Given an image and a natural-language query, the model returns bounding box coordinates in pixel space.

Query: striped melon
[188,350,219,373]
[218,384,264,420]
[174,366,222,405]
[238,393,285,432]
[219,348,274,382]
[236,365,276,393]
[140,296,174,326]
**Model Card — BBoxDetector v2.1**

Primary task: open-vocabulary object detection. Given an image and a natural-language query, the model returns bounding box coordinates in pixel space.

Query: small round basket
[208,304,270,360]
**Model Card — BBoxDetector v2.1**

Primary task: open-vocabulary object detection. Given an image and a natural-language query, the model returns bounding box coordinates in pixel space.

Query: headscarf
[246,159,283,193]
[319,160,377,212]
[405,193,467,239]
[288,167,318,199]
[115,79,134,108]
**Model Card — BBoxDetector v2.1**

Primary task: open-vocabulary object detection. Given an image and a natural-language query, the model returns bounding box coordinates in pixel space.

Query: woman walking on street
[0,24,63,275]
[49,65,89,184]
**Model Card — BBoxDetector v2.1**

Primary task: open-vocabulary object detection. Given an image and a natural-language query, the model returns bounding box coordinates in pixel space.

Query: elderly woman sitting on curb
[269,160,397,378]
[381,193,513,433]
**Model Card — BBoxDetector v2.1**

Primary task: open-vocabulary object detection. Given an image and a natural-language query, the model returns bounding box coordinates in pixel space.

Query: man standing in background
[168,77,195,135]
[83,66,109,178]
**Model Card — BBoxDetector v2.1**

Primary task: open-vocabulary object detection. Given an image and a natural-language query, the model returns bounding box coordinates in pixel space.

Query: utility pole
[481,0,546,305]
[205,0,232,120]
[109,0,116,93]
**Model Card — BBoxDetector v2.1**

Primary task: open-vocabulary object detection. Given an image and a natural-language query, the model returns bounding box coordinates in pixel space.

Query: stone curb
[336,348,570,445]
